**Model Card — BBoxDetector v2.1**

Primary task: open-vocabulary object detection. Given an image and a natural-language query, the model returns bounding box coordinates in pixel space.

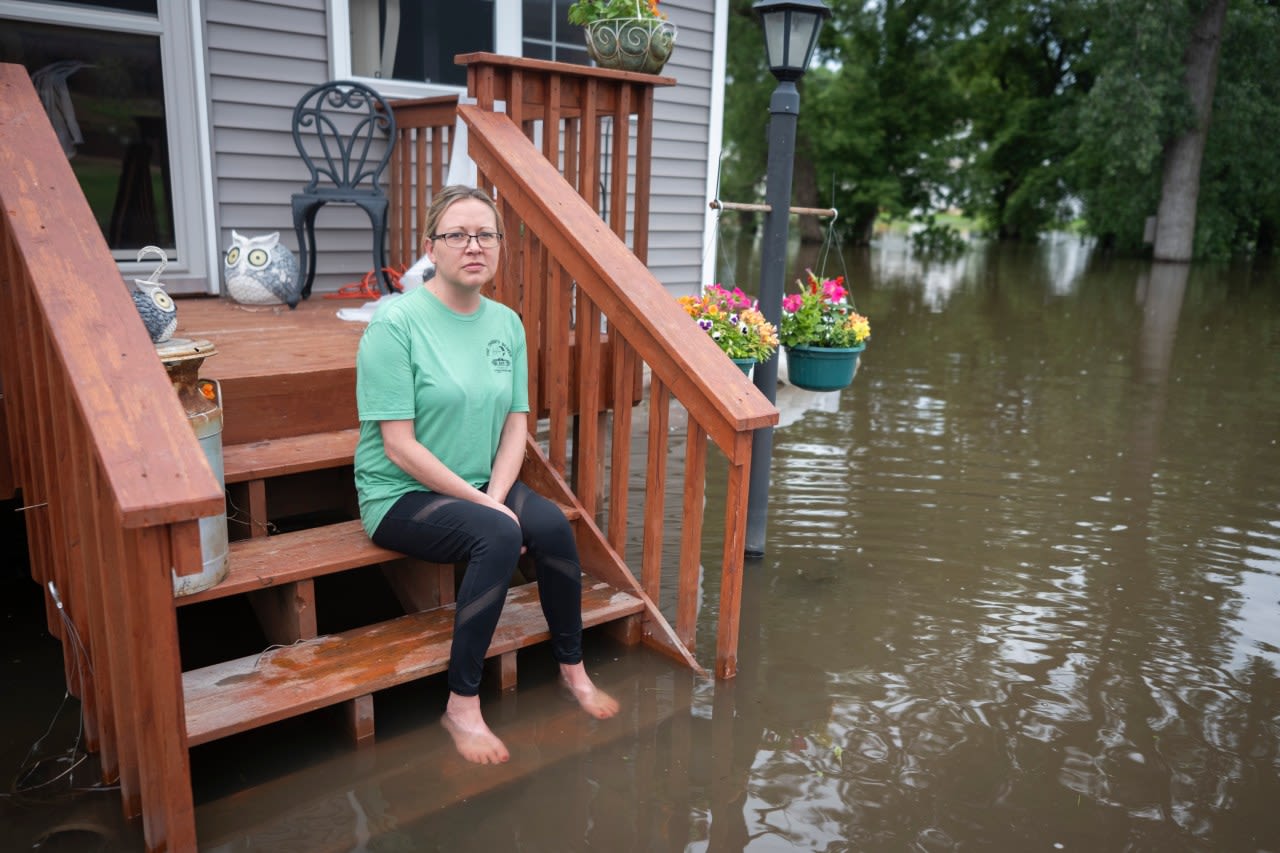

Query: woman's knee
[477,513,523,561]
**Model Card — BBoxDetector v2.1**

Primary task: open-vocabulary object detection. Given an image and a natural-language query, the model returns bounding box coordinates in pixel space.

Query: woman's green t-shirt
[354,288,530,536]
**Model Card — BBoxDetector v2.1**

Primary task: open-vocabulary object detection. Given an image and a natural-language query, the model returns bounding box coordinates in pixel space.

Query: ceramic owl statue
[223,230,302,308]
[131,245,178,343]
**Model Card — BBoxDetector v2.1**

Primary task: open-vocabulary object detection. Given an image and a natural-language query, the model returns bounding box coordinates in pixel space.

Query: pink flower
[782,293,803,313]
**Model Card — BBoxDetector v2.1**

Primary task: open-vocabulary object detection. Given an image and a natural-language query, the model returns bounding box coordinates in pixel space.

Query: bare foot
[560,662,620,720]
[442,692,509,764]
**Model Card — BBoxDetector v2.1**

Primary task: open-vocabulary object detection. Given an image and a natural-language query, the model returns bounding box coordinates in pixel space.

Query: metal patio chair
[291,80,397,299]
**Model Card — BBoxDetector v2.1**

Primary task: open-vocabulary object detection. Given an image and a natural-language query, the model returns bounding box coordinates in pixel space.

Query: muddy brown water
[2,234,1277,851]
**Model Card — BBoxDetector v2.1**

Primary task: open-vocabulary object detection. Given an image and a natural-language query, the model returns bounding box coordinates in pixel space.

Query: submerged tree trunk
[791,145,825,244]
[1153,0,1229,262]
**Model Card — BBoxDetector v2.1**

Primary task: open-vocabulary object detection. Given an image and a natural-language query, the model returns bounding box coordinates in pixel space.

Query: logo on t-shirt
[487,339,513,373]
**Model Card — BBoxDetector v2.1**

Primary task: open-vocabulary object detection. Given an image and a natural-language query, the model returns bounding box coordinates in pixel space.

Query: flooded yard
[2,234,1278,850]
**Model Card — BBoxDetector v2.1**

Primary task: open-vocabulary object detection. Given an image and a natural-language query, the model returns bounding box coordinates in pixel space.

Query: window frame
[0,0,217,292]
[329,0,579,98]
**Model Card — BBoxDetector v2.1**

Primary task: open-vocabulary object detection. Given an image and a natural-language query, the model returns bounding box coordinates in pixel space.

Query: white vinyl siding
[649,0,717,297]
[206,0,378,295]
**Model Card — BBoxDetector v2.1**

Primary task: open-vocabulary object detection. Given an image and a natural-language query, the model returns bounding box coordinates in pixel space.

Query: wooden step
[223,428,360,483]
[183,579,644,746]
[177,519,399,606]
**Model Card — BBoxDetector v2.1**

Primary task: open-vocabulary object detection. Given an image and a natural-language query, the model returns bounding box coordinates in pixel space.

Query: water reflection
[723,237,1280,850]
[5,235,1279,851]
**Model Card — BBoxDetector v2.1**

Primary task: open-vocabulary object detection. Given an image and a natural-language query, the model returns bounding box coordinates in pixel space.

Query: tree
[951,0,1091,240]
[1152,0,1230,261]
[720,0,1280,258]
[720,0,970,246]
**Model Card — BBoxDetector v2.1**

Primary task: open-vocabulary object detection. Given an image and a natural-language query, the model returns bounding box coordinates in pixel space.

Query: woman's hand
[485,491,520,528]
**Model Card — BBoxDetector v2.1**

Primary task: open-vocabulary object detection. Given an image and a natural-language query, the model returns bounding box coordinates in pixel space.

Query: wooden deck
[171,296,368,444]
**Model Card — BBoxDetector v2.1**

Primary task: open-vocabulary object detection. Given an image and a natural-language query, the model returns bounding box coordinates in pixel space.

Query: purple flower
[698,318,713,331]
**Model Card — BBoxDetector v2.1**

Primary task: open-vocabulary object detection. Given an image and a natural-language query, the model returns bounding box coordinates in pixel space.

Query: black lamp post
[745,0,831,558]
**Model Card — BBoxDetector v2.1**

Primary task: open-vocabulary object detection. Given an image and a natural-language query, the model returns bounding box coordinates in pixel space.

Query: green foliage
[721,0,1280,259]
[1190,1,1280,256]
[1065,0,1197,252]
[567,0,664,25]
[910,215,968,256]
[949,1,1091,241]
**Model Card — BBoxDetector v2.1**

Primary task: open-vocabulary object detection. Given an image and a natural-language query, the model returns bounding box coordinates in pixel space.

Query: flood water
[2,234,1278,851]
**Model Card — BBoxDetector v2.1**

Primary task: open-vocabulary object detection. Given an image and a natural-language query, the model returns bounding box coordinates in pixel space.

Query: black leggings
[371,480,583,696]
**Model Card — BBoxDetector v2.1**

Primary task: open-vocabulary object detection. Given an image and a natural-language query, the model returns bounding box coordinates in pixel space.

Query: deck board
[175,519,399,606]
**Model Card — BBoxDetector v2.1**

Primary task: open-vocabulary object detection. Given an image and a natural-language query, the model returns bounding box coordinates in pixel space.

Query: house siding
[203,0,719,296]
[651,0,716,297]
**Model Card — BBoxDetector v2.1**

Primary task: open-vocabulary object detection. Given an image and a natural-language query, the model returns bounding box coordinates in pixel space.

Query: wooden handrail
[457,51,676,91]
[0,62,221,852]
[461,106,778,458]
[0,68,223,527]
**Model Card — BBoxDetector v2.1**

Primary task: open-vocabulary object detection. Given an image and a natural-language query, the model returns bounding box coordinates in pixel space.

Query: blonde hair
[421,185,504,253]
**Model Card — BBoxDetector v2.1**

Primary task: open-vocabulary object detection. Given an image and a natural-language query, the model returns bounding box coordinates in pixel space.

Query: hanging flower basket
[779,270,871,392]
[785,343,865,392]
[584,18,677,74]
[677,284,778,376]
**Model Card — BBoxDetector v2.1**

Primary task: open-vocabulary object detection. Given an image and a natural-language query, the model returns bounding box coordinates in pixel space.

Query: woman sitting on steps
[353,185,619,764]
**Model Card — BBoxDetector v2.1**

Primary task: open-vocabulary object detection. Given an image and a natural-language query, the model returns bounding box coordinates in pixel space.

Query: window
[339,0,589,95]
[0,0,213,288]
[522,0,589,64]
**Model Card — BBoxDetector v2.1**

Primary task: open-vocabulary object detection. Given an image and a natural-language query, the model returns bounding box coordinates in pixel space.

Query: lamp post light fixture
[745,0,831,558]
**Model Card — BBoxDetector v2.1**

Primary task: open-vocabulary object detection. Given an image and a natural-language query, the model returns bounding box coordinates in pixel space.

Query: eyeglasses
[430,231,503,249]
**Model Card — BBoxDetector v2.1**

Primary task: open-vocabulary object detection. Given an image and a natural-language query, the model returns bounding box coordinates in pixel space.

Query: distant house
[0,0,727,298]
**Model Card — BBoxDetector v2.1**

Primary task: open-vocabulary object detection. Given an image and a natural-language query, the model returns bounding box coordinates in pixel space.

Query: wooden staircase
[176,422,652,748]
[0,56,778,851]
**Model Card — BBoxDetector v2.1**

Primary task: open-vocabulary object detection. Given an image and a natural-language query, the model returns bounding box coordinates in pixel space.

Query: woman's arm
[379,419,517,523]
[485,411,527,505]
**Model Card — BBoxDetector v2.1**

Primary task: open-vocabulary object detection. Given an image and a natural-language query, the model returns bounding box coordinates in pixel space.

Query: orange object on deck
[323,265,406,299]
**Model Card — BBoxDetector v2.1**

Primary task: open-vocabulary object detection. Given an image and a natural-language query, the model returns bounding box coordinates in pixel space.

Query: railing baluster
[579,79,600,208]
[606,337,634,553]
[547,261,570,474]
[84,460,124,785]
[716,450,753,679]
[392,128,407,264]
[641,377,670,608]
[610,85,631,241]
[633,85,655,263]
[49,367,100,748]
[517,209,542,425]
[70,411,117,773]
[98,473,142,817]
[574,294,603,519]
[26,295,61,645]
[677,422,708,650]
[34,330,79,697]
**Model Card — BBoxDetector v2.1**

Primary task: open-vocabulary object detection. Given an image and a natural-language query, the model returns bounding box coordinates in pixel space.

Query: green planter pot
[730,357,755,377]
[785,343,866,392]
[584,18,677,74]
